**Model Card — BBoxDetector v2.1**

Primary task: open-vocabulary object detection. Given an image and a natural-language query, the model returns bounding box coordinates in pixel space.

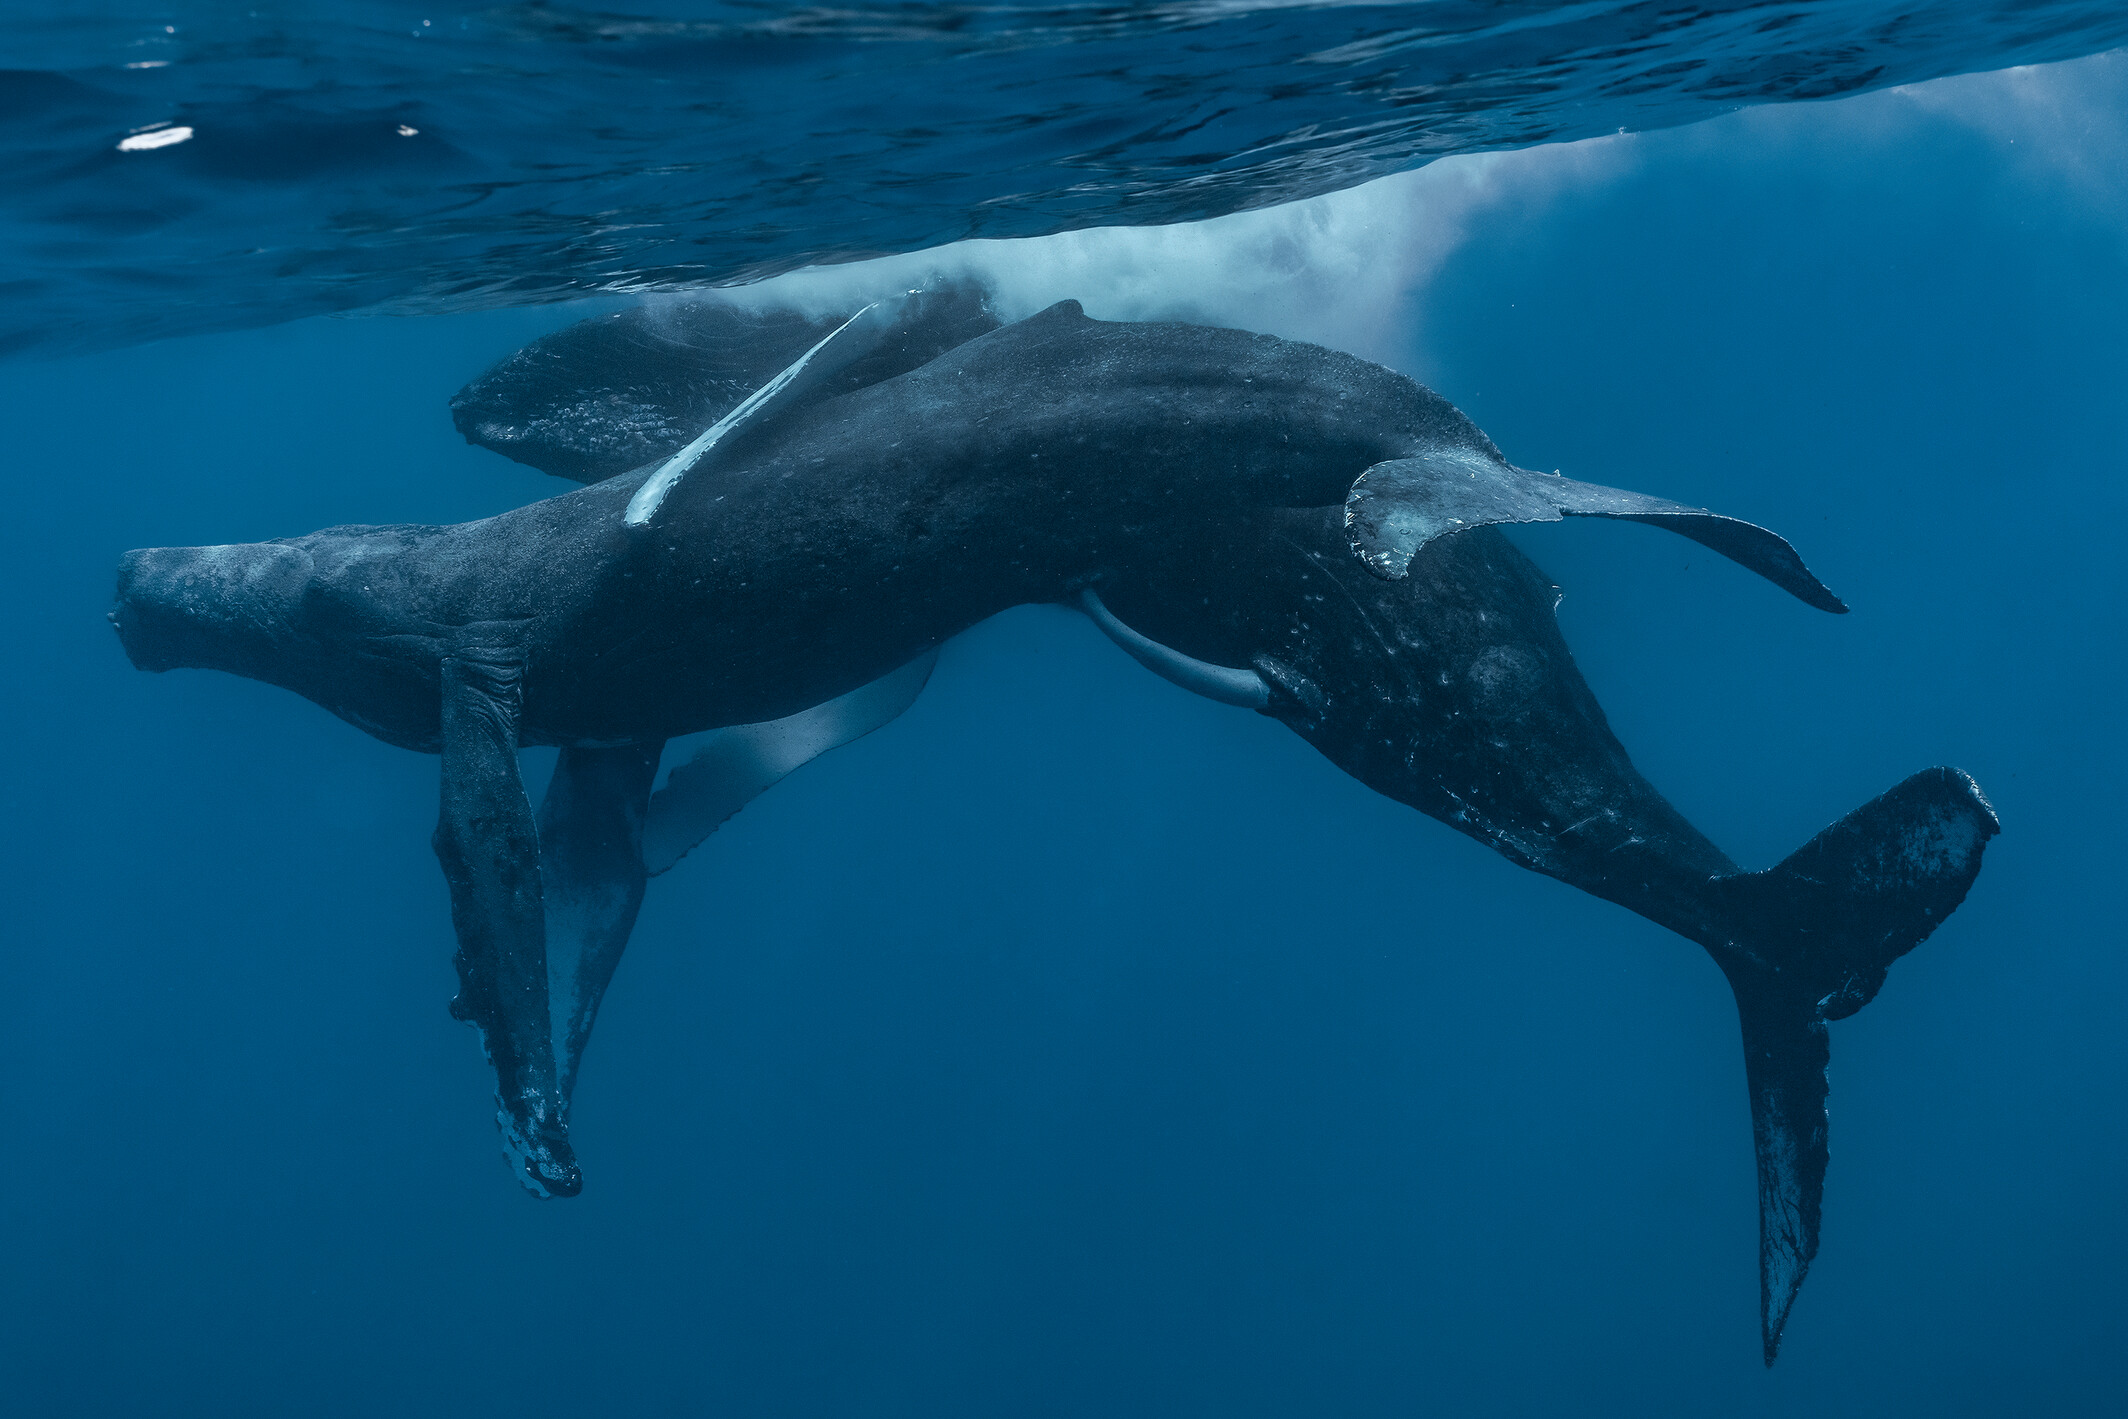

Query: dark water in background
[7,1,2128,355]
[3,26,2128,1419]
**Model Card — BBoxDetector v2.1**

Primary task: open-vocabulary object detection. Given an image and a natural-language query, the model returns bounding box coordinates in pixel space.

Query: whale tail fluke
[1716,767,1998,1364]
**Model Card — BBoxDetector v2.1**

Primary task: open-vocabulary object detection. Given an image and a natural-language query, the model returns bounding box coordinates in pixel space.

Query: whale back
[451,277,1000,482]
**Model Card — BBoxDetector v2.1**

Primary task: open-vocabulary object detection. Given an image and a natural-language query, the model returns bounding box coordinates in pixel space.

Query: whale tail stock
[1711,767,1998,1364]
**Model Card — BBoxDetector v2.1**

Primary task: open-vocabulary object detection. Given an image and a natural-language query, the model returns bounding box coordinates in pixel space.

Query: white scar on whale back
[623,296,905,528]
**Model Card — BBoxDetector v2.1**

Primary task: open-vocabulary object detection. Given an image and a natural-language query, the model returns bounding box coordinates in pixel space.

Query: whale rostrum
[112,288,1995,1365]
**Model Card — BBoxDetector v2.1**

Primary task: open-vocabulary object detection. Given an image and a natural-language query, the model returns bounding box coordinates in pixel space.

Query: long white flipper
[622,293,910,527]
[1077,588,1271,709]
[640,650,939,875]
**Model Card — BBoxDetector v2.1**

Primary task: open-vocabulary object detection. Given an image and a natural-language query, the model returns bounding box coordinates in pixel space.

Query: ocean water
[3,9,2126,1419]
[8,1,2128,355]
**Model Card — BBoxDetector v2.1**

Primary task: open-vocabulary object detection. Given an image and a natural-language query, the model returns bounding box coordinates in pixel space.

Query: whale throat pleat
[1078,589,1272,709]
[1344,450,1847,613]
[621,295,907,527]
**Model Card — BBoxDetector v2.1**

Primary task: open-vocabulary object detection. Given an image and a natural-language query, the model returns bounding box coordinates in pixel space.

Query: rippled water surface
[7,1,2128,354]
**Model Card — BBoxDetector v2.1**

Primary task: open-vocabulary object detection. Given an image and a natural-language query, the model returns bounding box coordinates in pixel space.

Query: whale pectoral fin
[641,650,940,875]
[1344,451,1847,613]
[434,641,579,1199]
[1076,589,1272,709]
[624,294,914,525]
[536,742,663,1112]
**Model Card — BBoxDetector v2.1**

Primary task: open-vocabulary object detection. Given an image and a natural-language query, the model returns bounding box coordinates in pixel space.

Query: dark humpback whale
[110,286,1995,1364]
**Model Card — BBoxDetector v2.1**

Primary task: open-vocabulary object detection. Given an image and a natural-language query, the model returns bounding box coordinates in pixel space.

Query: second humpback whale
[110,285,1996,1364]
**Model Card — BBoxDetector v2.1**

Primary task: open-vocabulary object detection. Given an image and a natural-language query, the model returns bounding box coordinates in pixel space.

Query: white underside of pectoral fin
[622,293,910,528]
[1077,589,1270,710]
[639,649,938,875]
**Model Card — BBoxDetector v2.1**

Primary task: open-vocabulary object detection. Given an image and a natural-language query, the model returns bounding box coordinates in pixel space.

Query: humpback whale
[110,284,1995,1364]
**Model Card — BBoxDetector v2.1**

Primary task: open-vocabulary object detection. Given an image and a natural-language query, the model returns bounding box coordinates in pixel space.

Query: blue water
[3,11,2127,1419]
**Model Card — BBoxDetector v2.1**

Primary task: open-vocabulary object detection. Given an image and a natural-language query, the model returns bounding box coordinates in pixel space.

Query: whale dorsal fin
[640,650,939,876]
[1344,449,1847,613]
[452,277,1000,482]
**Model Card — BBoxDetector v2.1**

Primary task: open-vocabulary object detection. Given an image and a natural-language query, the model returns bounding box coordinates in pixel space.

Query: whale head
[111,540,317,679]
[112,526,516,753]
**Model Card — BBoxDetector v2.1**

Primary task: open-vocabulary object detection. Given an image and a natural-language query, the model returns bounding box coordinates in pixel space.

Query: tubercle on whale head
[110,540,316,681]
